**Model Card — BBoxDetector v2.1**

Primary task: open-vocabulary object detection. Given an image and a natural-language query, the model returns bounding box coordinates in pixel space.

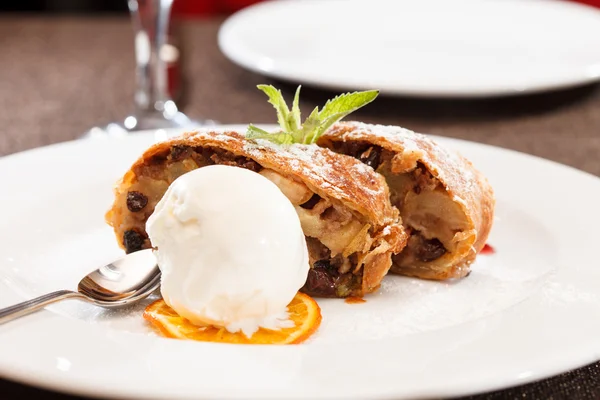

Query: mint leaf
[310,90,379,143]
[318,90,379,121]
[300,106,322,144]
[257,85,298,134]
[246,124,271,137]
[290,86,302,142]
[246,124,294,145]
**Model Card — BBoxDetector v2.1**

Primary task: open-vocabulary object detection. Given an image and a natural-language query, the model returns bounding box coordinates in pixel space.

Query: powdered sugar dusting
[340,121,422,153]
[242,138,385,200]
[326,121,489,217]
[167,129,396,226]
[185,130,240,145]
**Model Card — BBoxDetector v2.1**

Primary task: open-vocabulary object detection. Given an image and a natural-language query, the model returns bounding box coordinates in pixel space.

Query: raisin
[359,146,382,170]
[126,191,148,212]
[148,154,166,165]
[344,142,369,158]
[170,145,191,161]
[236,157,262,172]
[200,148,216,164]
[300,194,321,210]
[123,230,145,253]
[301,260,339,298]
[415,237,447,262]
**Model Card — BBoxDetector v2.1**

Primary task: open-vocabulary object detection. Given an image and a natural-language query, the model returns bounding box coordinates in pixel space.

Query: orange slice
[143,292,321,345]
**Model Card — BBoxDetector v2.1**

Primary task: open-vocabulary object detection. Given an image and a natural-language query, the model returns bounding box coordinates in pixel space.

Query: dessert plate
[218,0,600,97]
[1,126,600,399]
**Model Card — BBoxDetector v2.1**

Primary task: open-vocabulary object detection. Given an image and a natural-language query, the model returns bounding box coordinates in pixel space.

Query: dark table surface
[1,16,599,400]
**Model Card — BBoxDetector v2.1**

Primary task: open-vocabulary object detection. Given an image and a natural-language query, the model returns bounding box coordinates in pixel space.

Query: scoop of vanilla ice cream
[146,165,310,337]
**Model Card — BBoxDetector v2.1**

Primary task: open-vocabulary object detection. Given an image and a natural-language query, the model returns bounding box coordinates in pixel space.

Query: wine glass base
[81,112,216,139]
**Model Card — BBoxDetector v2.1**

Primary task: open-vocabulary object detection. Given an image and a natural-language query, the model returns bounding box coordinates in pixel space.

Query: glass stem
[128,0,176,117]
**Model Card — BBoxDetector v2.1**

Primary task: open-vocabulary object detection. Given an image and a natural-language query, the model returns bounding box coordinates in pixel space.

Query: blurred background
[2,0,599,14]
[2,0,600,164]
[0,0,264,15]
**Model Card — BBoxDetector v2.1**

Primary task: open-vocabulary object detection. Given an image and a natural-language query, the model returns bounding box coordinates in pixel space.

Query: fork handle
[0,290,87,325]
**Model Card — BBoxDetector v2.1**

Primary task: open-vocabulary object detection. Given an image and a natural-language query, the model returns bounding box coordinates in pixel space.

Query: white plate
[1,125,600,399]
[218,0,600,97]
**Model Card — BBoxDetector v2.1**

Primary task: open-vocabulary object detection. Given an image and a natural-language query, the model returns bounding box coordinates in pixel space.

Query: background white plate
[218,0,600,97]
[0,126,600,399]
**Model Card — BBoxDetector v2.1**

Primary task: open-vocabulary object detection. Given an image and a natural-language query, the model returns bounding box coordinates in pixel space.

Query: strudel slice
[318,122,495,280]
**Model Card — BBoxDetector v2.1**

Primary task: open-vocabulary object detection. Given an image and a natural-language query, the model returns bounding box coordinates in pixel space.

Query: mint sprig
[246,84,378,145]
[247,124,294,145]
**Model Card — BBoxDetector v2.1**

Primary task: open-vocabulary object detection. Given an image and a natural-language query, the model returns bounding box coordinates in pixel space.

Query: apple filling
[325,141,472,279]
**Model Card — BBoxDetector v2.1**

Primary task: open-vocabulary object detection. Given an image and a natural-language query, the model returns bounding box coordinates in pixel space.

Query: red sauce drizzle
[480,243,495,255]
[345,296,366,304]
